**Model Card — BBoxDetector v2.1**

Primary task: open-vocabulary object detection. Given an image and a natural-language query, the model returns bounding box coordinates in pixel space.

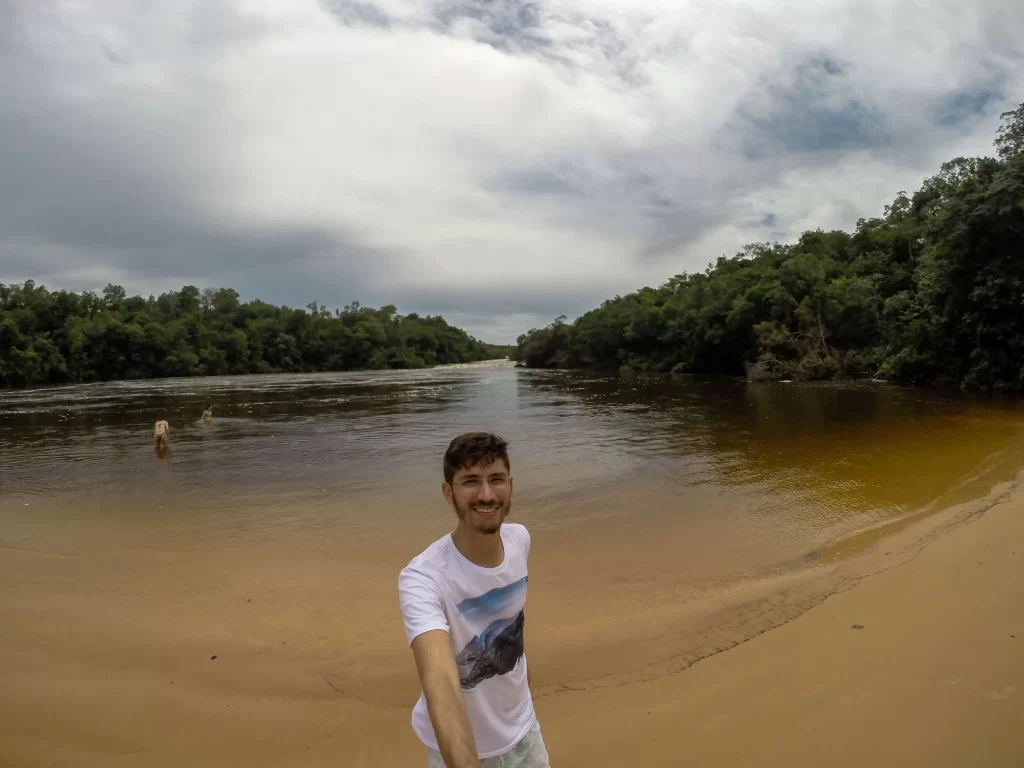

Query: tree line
[516,103,1024,391]
[0,283,513,387]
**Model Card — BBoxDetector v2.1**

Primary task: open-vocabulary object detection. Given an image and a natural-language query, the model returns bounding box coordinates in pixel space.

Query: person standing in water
[399,433,550,768]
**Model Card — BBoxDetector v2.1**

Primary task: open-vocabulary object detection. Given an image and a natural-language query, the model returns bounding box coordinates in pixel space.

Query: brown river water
[3,360,1024,764]
[4,359,1024,566]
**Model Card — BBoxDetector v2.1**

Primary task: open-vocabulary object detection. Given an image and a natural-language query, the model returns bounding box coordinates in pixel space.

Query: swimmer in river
[153,419,171,458]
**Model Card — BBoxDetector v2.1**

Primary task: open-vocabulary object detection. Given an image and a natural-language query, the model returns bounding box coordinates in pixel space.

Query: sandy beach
[1,479,1022,767]
[541,486,1024,767]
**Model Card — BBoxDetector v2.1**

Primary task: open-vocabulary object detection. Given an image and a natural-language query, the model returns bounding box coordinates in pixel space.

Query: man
[399,433,551,768]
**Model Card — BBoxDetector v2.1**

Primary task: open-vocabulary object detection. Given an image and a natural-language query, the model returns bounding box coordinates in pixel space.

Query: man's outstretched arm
[411,630,480,768]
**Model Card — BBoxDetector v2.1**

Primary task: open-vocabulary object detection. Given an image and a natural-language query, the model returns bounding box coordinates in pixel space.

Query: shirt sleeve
[398,564,450,645]
[509,523,530,559]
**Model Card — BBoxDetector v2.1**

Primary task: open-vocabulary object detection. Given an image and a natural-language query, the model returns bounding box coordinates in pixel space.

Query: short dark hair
[443,432,510,483]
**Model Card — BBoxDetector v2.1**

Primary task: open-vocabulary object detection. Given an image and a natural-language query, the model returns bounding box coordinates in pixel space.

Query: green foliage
[0,284,512,387]
[516,102,1024,391]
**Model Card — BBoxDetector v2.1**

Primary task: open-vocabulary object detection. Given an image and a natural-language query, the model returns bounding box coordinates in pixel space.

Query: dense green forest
[517,103,1024,391]
[0,283,513,387]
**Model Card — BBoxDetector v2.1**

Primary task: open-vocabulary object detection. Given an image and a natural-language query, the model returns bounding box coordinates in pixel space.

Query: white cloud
[1,0,1023,341]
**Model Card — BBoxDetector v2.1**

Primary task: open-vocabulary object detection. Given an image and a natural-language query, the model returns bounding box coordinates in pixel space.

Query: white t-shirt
[399,523,537,759]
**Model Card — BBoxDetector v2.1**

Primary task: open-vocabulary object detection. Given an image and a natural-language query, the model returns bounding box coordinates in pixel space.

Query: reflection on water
[522,372,1024,527]
[3,361,1024,571]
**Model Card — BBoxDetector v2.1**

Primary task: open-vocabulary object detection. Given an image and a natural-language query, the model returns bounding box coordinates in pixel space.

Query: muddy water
[4,361,1024,570]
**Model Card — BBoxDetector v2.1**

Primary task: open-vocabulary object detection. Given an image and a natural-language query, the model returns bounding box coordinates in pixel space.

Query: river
[3,360,1024,579]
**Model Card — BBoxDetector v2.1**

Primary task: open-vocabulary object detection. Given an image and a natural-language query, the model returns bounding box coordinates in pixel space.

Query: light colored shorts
[426,722,551,768]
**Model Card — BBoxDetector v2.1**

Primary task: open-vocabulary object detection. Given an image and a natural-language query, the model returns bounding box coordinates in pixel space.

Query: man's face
[443,457,513,535]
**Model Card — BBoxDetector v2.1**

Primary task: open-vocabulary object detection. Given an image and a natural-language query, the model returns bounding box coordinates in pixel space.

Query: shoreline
[2,475,1023,765]
[522,470,1024,702]
[0,358,517,394]
[536,472,1024,767]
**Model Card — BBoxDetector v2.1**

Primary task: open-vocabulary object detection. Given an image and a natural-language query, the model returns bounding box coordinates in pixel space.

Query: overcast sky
[2,1,1022,343]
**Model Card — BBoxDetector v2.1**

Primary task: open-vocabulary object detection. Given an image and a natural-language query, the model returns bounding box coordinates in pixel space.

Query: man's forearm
[425,678,480,768]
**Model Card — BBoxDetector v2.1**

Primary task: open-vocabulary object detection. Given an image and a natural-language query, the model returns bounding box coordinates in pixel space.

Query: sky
[2,1,1023,343]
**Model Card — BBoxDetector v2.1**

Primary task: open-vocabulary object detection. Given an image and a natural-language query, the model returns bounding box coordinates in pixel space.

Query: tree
[995,103,1024,161]
[0,284,514,387]
[516,101,1024,391]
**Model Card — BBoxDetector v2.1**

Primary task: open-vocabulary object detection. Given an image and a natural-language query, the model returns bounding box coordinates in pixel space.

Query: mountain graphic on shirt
[456,576,528,622]
[455,609,526,690]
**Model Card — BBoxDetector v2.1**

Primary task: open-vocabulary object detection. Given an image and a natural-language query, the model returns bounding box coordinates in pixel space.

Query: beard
[453,496,512,535]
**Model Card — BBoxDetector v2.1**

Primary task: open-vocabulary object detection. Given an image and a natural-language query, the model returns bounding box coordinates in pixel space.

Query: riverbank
[538,478,1024,767]
[2,474,1022,767]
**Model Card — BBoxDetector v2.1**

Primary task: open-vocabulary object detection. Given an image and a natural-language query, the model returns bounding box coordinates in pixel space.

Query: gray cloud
[435,0,547,53]
[935,87,1005,127]
[738,55,890,157]
[2,0,1024,343]
[321,0,391,28]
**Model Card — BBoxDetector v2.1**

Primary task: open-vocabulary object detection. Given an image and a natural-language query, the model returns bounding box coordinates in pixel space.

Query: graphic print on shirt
[454,576,527,690]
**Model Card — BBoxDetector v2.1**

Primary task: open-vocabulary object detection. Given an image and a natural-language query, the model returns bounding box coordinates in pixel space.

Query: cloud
[737,55,890,156]
[1,0,1023,342]
[935,87,1004,127]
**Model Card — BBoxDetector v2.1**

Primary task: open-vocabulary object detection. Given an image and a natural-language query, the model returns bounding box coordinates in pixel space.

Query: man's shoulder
[502,523,531,552]
[502,522,529,540]
[402,533,452,575]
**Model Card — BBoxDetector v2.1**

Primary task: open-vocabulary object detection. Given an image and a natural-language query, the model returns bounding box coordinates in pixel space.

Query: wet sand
[2,482,1023,767]
[543,484,1024,767]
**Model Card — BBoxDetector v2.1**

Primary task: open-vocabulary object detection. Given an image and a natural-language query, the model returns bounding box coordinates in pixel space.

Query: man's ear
[441,481,454,506]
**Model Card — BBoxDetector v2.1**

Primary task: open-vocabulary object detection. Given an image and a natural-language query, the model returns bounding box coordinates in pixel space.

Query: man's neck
[452,522,505,568]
